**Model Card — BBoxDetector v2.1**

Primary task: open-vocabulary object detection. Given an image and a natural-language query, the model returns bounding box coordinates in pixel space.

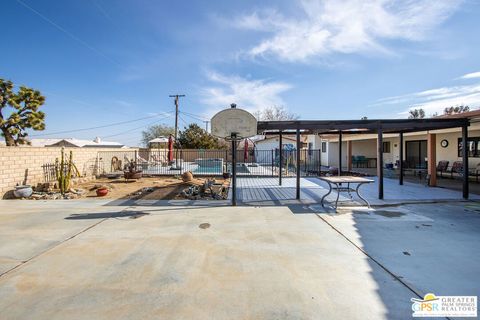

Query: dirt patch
[138,183,187,200]
[76,176,229,201]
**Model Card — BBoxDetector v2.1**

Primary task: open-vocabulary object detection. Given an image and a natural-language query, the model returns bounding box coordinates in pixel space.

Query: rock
[181,171,194,182]
[65,193,78,199]
[69,188,86,195]
[30,194,45,200]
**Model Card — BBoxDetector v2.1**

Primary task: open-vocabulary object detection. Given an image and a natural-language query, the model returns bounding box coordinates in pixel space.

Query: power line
[178,114,189,129]
[181,110,209,121]
[15,0,121,67]
[180,112,210,132]
[103,113,173,138]
[31,111,173,137]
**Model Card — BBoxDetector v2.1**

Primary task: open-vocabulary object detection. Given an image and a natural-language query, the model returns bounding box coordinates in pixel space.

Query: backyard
[0,189,479,319]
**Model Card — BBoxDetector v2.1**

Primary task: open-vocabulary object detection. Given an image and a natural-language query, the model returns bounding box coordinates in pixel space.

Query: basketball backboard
[211,108,257,139]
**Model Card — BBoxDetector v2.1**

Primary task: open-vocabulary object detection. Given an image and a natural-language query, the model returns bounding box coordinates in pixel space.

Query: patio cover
[256,118,470,200]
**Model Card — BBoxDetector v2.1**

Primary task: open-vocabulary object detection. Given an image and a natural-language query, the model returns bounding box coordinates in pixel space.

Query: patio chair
[151,153,169,166]
[468,163,480,183]
[436,160,449,178]
[448,161,463,179]
[352,156,359,168]
[356,155,368,168]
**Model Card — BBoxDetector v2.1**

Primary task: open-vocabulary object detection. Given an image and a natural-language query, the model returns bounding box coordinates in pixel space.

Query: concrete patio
[230,177,480,206]
[0,196,479,319]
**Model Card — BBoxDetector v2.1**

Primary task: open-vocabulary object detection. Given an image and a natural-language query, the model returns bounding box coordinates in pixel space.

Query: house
[253,135,307,164]
[28,137,126,148]
[148,136,169,148]
[316,110,480,171]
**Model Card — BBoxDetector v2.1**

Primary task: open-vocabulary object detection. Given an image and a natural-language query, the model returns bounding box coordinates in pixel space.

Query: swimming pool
[192,163,251,174]
[193,166,223,174]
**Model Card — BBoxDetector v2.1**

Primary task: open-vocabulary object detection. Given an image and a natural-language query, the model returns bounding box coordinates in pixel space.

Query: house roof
[256,136,297,143]
[149,137,169,143]
[437,109,480,119]
[28,138,125,148]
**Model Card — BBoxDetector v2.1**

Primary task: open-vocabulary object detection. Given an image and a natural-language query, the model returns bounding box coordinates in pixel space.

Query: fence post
[225,149,228,174]
[95,152,100,176]
[271,149,274,177]
[318,149,321,176]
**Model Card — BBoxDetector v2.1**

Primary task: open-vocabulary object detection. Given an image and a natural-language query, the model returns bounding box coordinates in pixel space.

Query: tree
[443,105,469,115]
[0,78,46,146]
[178,123,226,149]
[408,108,425,119]
[141,124,174,146]
[253,106,299,121]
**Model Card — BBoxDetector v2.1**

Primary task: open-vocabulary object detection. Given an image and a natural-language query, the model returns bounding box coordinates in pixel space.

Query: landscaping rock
[30,193,45,200]
[181,171,194,182]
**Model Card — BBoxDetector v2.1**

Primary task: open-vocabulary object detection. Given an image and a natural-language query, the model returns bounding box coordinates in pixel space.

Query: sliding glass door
[406,140,427,169]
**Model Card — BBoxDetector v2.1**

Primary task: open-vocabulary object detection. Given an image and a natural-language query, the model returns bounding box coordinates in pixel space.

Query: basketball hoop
[224,134,243,142]
[211,107,257,140]
[211,105,257,207]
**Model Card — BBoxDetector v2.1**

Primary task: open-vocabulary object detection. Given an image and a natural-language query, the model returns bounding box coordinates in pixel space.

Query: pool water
[193,167,223,174]
[193,164,250,174]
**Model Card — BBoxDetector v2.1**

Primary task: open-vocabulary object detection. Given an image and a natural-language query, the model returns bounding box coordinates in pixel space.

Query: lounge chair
[448,161,463,179]
[436,160,449,178]
[468,163,480,183]
[151,153,169,166]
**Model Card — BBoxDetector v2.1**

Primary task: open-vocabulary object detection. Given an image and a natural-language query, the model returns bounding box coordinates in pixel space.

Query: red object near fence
[168,135,174,162]
[244,139,248,162]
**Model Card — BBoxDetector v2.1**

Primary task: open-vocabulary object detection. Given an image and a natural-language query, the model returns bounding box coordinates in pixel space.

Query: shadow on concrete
[65,211,150,220]
[314,202,480,318]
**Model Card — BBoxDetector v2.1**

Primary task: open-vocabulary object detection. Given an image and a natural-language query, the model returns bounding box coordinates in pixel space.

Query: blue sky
[2,0,480,146]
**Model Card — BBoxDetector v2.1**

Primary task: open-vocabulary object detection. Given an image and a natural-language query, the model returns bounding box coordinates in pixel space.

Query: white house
[28,137,126,148]
[317,110,480,174]
[254,135,307,164]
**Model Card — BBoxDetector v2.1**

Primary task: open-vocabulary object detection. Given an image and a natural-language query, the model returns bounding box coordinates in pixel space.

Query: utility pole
[169,94,185,169]
[204,120,210,132]
[169,94,185,142]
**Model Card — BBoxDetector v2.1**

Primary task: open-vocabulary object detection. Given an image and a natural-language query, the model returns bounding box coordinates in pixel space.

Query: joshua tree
[0,78,46,146]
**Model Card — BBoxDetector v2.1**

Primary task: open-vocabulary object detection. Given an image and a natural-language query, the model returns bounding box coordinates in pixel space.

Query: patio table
[319,176,375,211]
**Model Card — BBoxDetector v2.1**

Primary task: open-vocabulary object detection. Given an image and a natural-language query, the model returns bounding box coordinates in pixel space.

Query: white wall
[326,128,480,170]
[254,138,296,164]
[435,130,480,168]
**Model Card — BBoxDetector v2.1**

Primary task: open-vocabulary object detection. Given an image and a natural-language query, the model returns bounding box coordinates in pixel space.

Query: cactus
[55,148,79,195]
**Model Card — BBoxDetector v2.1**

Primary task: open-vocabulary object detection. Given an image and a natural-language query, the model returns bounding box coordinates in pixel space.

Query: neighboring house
[319,110,480,170]
[28,137,126,148]
[254,135,303,164]
[148,136,169,148]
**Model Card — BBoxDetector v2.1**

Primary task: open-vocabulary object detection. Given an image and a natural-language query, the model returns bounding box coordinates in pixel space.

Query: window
[382,141,391,153]
[458,137,480,157]
[321,141,327,153]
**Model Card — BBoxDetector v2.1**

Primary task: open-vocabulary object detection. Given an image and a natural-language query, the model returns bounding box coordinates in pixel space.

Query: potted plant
[13,185,33,198]
[96,187,109,197]
[124,160,143,180]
